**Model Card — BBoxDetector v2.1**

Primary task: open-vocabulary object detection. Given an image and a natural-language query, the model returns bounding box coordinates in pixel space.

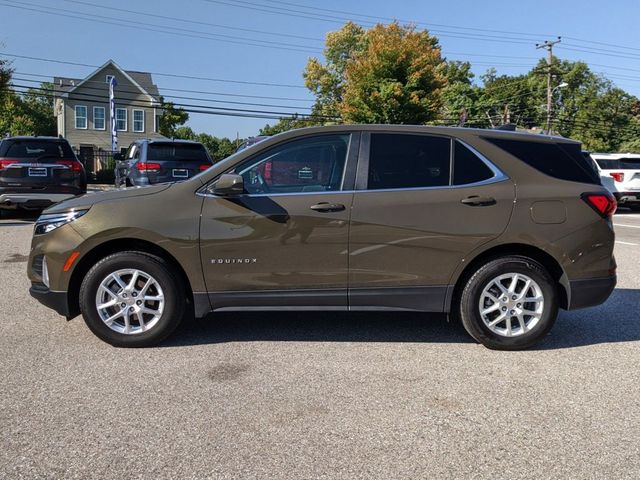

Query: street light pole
[536,37,562,133]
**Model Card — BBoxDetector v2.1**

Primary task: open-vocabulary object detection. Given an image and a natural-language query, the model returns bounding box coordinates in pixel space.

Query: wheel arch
[67,238,197,318]
[449,243,569,311]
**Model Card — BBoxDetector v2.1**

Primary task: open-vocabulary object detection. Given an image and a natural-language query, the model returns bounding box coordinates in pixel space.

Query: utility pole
[536,36,561,133]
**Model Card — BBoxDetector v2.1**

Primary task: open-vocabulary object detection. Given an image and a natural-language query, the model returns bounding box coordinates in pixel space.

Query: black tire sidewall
[459,257,558,350]
[79,252,184,347]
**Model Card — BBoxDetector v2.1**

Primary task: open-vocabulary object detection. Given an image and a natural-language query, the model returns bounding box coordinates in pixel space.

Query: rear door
[0,139,78,191]
[348,132,515,311]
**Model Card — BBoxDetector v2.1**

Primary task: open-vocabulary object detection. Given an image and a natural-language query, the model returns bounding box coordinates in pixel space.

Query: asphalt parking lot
[1,208,640,479]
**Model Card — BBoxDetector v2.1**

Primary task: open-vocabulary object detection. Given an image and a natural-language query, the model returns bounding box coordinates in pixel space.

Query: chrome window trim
[196,136,509,199]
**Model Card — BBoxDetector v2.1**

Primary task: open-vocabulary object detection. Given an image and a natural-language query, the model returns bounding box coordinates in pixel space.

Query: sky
[1,0,639,139]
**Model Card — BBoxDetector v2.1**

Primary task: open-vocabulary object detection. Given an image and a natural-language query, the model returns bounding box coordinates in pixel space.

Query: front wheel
[79,251,185,347]
[456,256,558,350]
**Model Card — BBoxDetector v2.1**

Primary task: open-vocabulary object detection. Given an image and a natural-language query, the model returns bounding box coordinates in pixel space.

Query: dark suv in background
[28,125,616,350]
[0,136,86,212]
[114,139,214,187]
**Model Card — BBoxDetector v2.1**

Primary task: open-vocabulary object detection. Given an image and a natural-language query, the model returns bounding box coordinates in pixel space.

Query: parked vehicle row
[28,125,617,350]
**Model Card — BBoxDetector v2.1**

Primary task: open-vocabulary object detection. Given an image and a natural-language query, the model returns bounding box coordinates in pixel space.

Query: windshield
[147,143,209,162]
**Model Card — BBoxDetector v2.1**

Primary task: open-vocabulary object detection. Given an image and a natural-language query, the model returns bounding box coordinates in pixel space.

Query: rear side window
[147,143,209,162]
[484,137,600,185]
[368,134,451,189]
[0,140,74,160]
[453,141,494,185]
[596,157,640,170]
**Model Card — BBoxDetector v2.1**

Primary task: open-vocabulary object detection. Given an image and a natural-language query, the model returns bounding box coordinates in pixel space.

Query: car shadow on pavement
[162,288,640,349]
[534,288,640,350]
[162,311,474,347]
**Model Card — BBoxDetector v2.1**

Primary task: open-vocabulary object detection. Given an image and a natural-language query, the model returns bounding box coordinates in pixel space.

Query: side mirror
[113,153,124,161]
[211,173,244,196]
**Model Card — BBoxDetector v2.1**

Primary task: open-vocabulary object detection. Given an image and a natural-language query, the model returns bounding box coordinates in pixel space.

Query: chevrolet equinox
[28,125,617,350]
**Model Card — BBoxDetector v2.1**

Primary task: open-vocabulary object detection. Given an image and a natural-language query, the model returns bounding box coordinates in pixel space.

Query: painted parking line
[616,240,639,246]
[613,223,640,229]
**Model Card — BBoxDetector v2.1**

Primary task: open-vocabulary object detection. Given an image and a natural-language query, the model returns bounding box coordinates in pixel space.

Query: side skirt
[205,286,451,314]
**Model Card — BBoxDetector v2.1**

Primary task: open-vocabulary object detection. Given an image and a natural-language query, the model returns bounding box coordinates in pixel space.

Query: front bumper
[29,283,71,318]
[0,193,76,210]
[568,275,617,310]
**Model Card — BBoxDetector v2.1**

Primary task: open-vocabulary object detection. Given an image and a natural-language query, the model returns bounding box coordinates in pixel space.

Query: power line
[202,0,534,45]
[0,0,321,54]
[0,52,308,89]
[61,0,321,42]
[12,76,316,111]
[14,71,314,102]
[5,84,337,120]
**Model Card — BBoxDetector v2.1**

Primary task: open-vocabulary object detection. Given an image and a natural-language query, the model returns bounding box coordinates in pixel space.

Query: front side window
[75,105,87,129]
[233,134,351,195]
[133,110,144,132]
[367,133,451,190]
[93,106,105,130]
[116,108,127,131]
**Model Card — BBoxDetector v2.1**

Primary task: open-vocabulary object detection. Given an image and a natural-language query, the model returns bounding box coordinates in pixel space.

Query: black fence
[74,148,118,184]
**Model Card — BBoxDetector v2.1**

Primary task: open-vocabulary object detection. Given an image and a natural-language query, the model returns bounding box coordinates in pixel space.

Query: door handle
[310,202,346,212]
[461,196,496,206]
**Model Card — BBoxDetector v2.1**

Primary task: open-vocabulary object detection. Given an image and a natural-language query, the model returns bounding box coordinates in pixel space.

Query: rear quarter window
[483,137,600,185]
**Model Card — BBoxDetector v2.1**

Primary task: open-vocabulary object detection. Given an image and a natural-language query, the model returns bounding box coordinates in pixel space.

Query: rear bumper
[613,192,640,203]
[567,275,617,310]
[0,193,76,209]
[29,283,71,318]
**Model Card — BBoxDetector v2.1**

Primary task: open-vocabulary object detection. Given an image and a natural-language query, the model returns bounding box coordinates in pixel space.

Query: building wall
[59,65,163,151]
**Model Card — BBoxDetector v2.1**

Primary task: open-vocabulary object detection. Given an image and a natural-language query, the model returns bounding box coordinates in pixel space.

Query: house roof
[53,60,160,104]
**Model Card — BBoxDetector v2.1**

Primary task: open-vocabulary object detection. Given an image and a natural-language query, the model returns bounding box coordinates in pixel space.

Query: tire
[79,251,185,347]
[456,256,558,350]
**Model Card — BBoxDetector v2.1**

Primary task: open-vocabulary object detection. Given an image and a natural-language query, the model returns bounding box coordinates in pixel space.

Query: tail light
[264,161,272,181]
[0,159,18,170]
[198,164,211,172]
[610,172,624,182]
[582,192,617,218]
[57,160,83,173]
[136,162,161,173]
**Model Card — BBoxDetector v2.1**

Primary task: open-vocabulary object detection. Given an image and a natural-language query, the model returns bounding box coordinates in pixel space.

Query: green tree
[158,97,189,137]
[173,126,238,161]
[259,115,318,135]
[304,21,448,124]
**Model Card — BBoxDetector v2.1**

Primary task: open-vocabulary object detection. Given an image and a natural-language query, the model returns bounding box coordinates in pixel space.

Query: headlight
[34,209,88,235]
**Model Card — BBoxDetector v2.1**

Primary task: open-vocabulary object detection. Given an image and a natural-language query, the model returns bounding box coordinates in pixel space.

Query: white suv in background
[591,153,640,211]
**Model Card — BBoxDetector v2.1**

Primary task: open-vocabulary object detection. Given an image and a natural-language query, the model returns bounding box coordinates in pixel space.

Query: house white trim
[93,106,106,130]
[75,105,88,129]
[62,60,160,105]
[132,109,145,133]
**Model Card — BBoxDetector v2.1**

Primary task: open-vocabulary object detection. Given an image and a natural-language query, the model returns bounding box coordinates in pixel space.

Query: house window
[75,105,87,129]
[116,108,127,131]
[133,110,145,133]
[106,75,115,84]
[93,106,106,130]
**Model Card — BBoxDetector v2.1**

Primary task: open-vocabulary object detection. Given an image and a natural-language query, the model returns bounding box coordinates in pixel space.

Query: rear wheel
[456,256,558,350]
[79,251,185,347]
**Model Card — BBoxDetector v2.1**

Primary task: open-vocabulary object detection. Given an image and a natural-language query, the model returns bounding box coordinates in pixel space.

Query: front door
[348,132,515,311]
[200,132,359,310]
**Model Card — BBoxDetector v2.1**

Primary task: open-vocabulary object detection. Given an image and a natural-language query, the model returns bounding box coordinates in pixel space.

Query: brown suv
[27,125,617,350]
